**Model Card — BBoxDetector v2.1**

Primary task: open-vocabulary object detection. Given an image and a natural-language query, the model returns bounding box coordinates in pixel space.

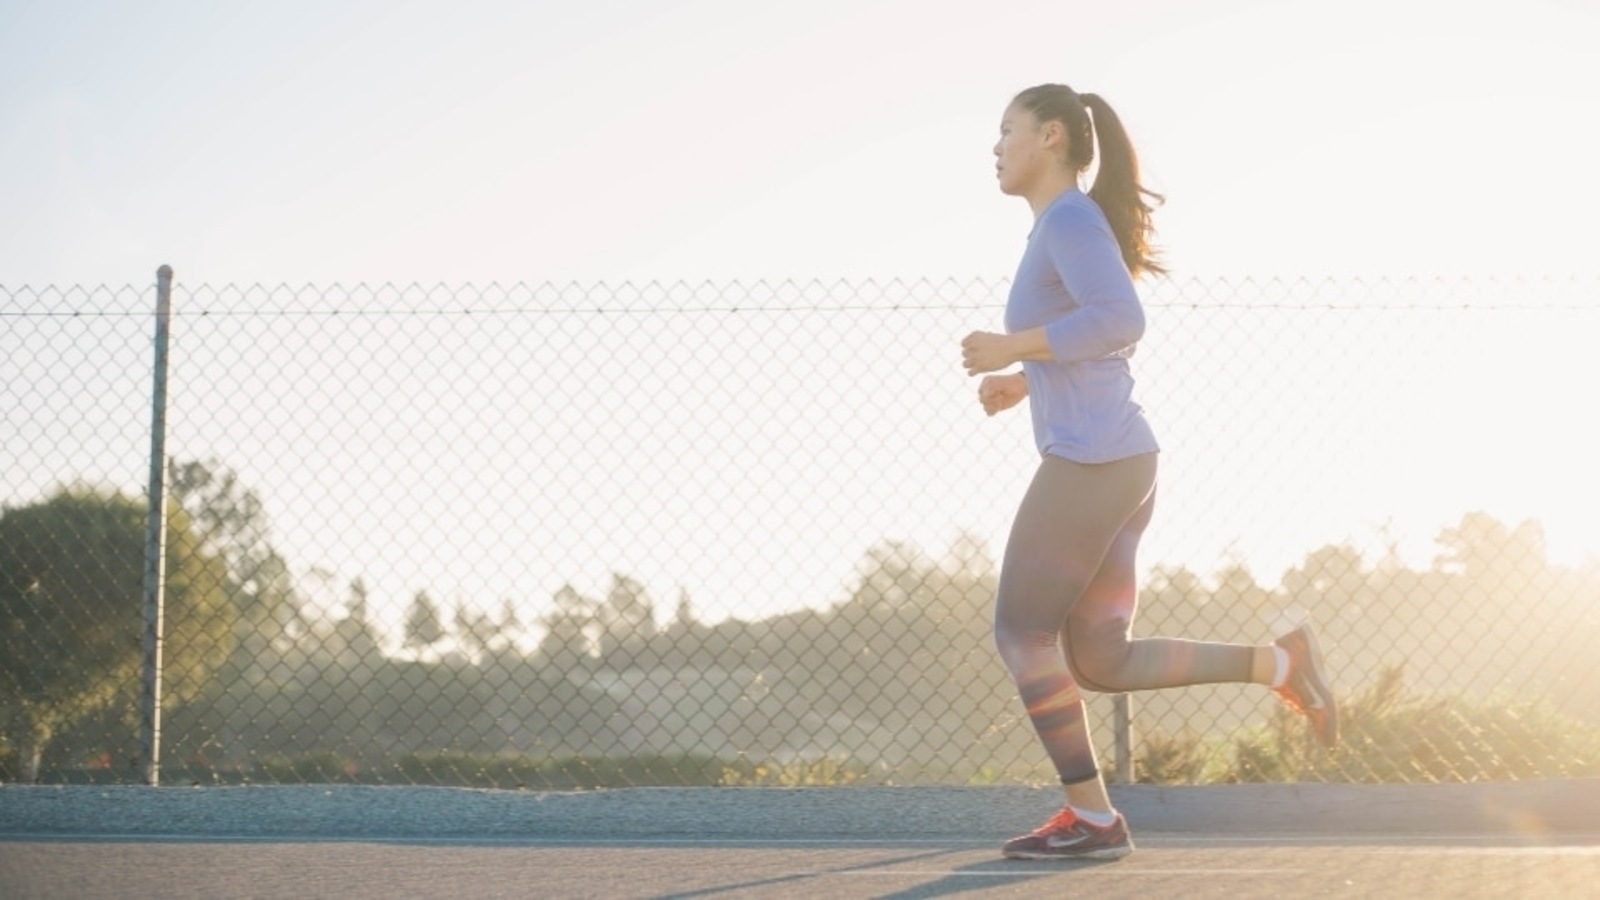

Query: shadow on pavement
[871,856,1121,900]
[651,847,1010,900]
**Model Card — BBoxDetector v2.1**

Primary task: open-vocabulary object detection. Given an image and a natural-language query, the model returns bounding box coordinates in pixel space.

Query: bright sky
[4,0,1598,286]
[4,1,1598,635]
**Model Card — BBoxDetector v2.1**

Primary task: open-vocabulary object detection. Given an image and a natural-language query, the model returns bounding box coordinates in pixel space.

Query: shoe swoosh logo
[1045,834,1090,848]
[1291,678,1328,709]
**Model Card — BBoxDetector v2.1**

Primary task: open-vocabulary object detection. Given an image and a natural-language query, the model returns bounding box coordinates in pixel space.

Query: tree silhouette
[0,487,234,781]
[454,604,498,660]
[331,577,381,666]
[538,584,597,670]
[1435,512,1548,582]
[1282,544,1365,597]
[497,597,523,651]
[599,574,655,664]
[169,459,305,683]
[403,591,446,653]
[672,588,697,633]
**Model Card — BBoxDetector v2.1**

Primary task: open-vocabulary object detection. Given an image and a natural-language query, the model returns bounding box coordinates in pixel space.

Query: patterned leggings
[993,452,1254,785]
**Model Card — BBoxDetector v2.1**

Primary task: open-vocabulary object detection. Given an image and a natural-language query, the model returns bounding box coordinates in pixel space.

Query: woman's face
[993,104,1062,197]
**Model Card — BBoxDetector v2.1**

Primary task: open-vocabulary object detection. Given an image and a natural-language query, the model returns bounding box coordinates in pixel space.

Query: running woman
[961,84,1338,861]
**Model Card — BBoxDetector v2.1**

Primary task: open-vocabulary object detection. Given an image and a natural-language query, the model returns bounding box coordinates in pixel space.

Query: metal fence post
[140,265,174,786]
[1112,693,1134,784]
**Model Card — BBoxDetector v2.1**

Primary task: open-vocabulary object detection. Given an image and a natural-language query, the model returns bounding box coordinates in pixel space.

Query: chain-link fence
[4,274,1599,787]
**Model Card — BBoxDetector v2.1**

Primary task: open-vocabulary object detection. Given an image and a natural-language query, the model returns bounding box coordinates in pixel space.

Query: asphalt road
[2,780,1597,898]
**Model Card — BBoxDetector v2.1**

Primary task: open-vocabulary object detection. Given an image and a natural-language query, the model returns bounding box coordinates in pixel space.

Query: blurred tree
[403,591,446,653]
[169,459,303,664]
[849,540,939,612]
[0,487,234,782]
[1147,563,1205,601]
[1435,512,1547,582]
[941,531,997,580]
[538,584,597,670]
[672,588,697,633]
[454,604,498,660]
[933,531,996,631]
[497,597,523,651]
[331,577,381,666]
[1282,544,1366,598]
[599,574,656,664]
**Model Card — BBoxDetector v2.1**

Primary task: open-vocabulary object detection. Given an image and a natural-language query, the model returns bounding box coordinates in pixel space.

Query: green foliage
[1132,730,1214,785]
[1329,666,1600,783]
[719,755,870,787]
[403,590,446,650]
[0,490,142,740]
[169,459,300,648]
[0,486,234,781]
[159,750,884,789]
[20,483,1600,788]
[1128,664,1600,786]
[1227,726,1300,783]
[1213,665,1600,784]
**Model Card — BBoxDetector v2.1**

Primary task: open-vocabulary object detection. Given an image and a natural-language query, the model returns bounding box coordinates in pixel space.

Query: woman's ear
[1039,119,1067,153]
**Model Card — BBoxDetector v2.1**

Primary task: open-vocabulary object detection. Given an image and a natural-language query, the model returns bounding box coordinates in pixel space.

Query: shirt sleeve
[1038,200,1146,363]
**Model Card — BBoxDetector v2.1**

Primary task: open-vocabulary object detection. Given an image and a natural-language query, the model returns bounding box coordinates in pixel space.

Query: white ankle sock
[1074,806,1118,828]
[1270,646,1291,688]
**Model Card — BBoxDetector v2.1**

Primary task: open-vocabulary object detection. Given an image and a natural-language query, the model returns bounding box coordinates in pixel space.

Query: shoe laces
[1273,680,1308,714]
[1034,806,1080,835]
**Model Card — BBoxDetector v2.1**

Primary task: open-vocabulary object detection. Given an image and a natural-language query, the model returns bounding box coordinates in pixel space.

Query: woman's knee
[1065,616,1135,691]
[1064,654,1119,695]
[993,621,1056,679]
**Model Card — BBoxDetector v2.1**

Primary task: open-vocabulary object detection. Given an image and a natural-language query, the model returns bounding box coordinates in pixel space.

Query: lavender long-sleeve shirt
[1003,188,1160,463]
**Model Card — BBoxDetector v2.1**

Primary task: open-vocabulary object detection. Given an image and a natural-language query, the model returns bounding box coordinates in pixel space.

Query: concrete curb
[1,781,1596,841]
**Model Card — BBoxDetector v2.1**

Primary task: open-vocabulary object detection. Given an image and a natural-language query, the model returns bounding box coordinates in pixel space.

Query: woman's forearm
[1007,327,1055,363]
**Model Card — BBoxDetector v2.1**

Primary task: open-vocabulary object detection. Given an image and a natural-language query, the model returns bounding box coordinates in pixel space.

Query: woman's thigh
[995,452,1157,637]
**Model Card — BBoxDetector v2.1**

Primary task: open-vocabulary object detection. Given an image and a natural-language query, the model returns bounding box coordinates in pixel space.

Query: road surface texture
[2,780,1597,898]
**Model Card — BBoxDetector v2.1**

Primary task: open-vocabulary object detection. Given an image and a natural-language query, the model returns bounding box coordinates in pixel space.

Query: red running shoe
[1274,624,1340,748]
[1001,806,1134,860]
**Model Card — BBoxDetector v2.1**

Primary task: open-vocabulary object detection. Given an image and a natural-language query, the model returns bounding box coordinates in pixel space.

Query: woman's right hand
[978,373,1028,417]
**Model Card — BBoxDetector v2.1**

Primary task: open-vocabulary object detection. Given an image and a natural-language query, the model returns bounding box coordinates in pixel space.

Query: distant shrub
[1127,665,1600,785]
[1132,729,1218,785]
[719,755,871,787]
[1220,665,1600,783]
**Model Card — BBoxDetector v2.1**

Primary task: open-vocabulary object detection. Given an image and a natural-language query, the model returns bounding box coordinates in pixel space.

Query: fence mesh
[3,275,1599,787]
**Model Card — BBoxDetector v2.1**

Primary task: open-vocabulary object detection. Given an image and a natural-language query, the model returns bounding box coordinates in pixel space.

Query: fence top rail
[2,273,1596,316]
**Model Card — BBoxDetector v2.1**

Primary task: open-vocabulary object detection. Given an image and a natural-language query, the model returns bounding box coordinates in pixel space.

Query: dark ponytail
[1013,85,1166,278]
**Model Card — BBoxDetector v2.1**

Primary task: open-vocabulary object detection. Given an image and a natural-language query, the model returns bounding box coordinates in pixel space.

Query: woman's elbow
[1114,304,1145,347]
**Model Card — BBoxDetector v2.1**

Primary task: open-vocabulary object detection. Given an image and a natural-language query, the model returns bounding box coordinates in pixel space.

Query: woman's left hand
[961,331,1017,376]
